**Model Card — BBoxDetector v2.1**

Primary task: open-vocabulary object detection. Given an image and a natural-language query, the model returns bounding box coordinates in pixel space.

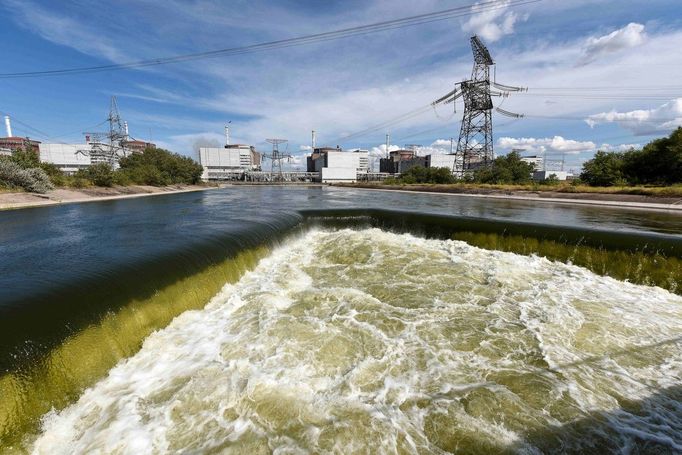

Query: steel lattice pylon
[431,36,526,177]
[457,36,494,173]
[264,139,291,181]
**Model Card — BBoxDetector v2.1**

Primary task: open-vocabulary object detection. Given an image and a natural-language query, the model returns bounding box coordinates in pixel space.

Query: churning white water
[31,229,682,454]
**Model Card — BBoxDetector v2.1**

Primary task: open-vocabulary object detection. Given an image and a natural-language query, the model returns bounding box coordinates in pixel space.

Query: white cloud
[579,23,646,65]
[586,98,682,135]
[498,136,596,154]
[599,143,640,152]
[299,145,312,151]
[462,1,525,43]
[4,0,128,63]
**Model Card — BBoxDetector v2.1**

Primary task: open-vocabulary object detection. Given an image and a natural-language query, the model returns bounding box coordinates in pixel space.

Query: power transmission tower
[83,96,129,166]
[431,35,526,177]
[263,138,291,181]
[457,36,494,171]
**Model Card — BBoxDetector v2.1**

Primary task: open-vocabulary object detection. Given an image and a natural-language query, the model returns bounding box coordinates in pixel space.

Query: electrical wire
[0,0,541,79]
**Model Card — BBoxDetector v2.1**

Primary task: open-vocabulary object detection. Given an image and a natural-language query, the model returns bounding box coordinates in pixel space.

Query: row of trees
[0,147,203,193]
[393,151,536,185]
[393,128,682,187]
[580,128,682,186]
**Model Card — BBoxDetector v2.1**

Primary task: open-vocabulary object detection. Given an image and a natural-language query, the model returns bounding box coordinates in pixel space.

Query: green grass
[346,181,682,198]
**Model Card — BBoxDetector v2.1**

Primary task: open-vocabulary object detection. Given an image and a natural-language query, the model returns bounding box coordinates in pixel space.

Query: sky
[1,0,682,173]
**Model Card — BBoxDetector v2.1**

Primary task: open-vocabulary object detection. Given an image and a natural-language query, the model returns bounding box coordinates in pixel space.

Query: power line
[0,0,541,79]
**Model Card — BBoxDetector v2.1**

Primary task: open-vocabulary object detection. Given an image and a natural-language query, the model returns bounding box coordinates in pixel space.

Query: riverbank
[0,184,216,211]
[337,183,682,212]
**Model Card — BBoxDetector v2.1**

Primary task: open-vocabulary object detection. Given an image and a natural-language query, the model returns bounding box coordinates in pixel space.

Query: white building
[426,154,461,173]
[315,150,369,183]
[0,148,11,156]
[533,170,571,181]
[39,143,93,174]
[199,145,261,180]
[521,155,544,171]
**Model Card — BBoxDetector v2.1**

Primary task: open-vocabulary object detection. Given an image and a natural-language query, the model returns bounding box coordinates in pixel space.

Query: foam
[30,228,682,453]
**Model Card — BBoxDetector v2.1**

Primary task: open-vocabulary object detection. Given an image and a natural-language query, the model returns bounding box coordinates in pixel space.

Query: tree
[473,151,534,184]
[622,127,682,185]
[398,166,455,184]
[579,151,626,186]
[118,147,203,185]
[76,163,115,187]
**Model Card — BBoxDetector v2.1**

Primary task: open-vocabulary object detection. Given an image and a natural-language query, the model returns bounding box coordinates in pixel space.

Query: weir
[1,189,681,451]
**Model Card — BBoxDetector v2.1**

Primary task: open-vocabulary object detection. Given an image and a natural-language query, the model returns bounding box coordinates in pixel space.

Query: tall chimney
[311,130,316,150]
[385,133,390,158]
[225,124,230,147]
[123,121,129,141]
[4,116,12,137]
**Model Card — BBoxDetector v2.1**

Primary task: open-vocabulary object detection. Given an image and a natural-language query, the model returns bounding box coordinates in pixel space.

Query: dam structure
[1,186,681,453]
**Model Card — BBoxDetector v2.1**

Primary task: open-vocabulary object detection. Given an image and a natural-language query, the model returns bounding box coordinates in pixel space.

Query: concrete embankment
[0,185,216,211]
[338,184,682,213]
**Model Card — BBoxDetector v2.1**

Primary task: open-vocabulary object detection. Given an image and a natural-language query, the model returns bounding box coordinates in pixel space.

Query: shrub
[118,147,202,185]
[0,158,54,193]
[473,151,534,184]
[76,163,115,187]
[398,166,455,184]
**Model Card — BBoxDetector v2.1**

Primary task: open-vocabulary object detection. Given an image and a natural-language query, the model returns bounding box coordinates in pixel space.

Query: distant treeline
[389,151,536,185]
[0,147,203,193]
[389,128,682,187]
[580,127,682,186]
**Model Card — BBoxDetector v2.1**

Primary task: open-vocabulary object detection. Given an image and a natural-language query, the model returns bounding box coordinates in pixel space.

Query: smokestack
[311,130,316,150]
[4,116,12,137]
[123,121,129,141]
[225,123,231,147]
[385,133,390,158]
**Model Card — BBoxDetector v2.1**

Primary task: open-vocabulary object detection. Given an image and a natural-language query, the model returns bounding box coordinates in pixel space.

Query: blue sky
[1,0,682,172]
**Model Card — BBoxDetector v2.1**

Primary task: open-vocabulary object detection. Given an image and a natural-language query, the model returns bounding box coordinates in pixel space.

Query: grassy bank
[341,182,682,199]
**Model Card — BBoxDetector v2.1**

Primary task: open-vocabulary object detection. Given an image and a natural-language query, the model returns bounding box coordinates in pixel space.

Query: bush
[76,163,115,187]
[473,151,534,184]
[118,148,202,186]
[398,166,455,184]
[0,158,54,193]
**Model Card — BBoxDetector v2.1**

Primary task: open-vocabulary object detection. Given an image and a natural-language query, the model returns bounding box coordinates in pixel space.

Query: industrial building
[121,139,156,154]
[521,155,544,171]
[379,149,418,174]
[1,116,41,153]
[39,134,146,174]
[305,147,369,183]
[306,147,340,172]
[39,143,93,174]
[532,170,571,181]
[199,144,262,180]
[426,153,460,172]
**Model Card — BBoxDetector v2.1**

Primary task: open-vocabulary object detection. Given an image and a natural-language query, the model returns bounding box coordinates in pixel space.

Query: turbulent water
[29,229,682,454]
